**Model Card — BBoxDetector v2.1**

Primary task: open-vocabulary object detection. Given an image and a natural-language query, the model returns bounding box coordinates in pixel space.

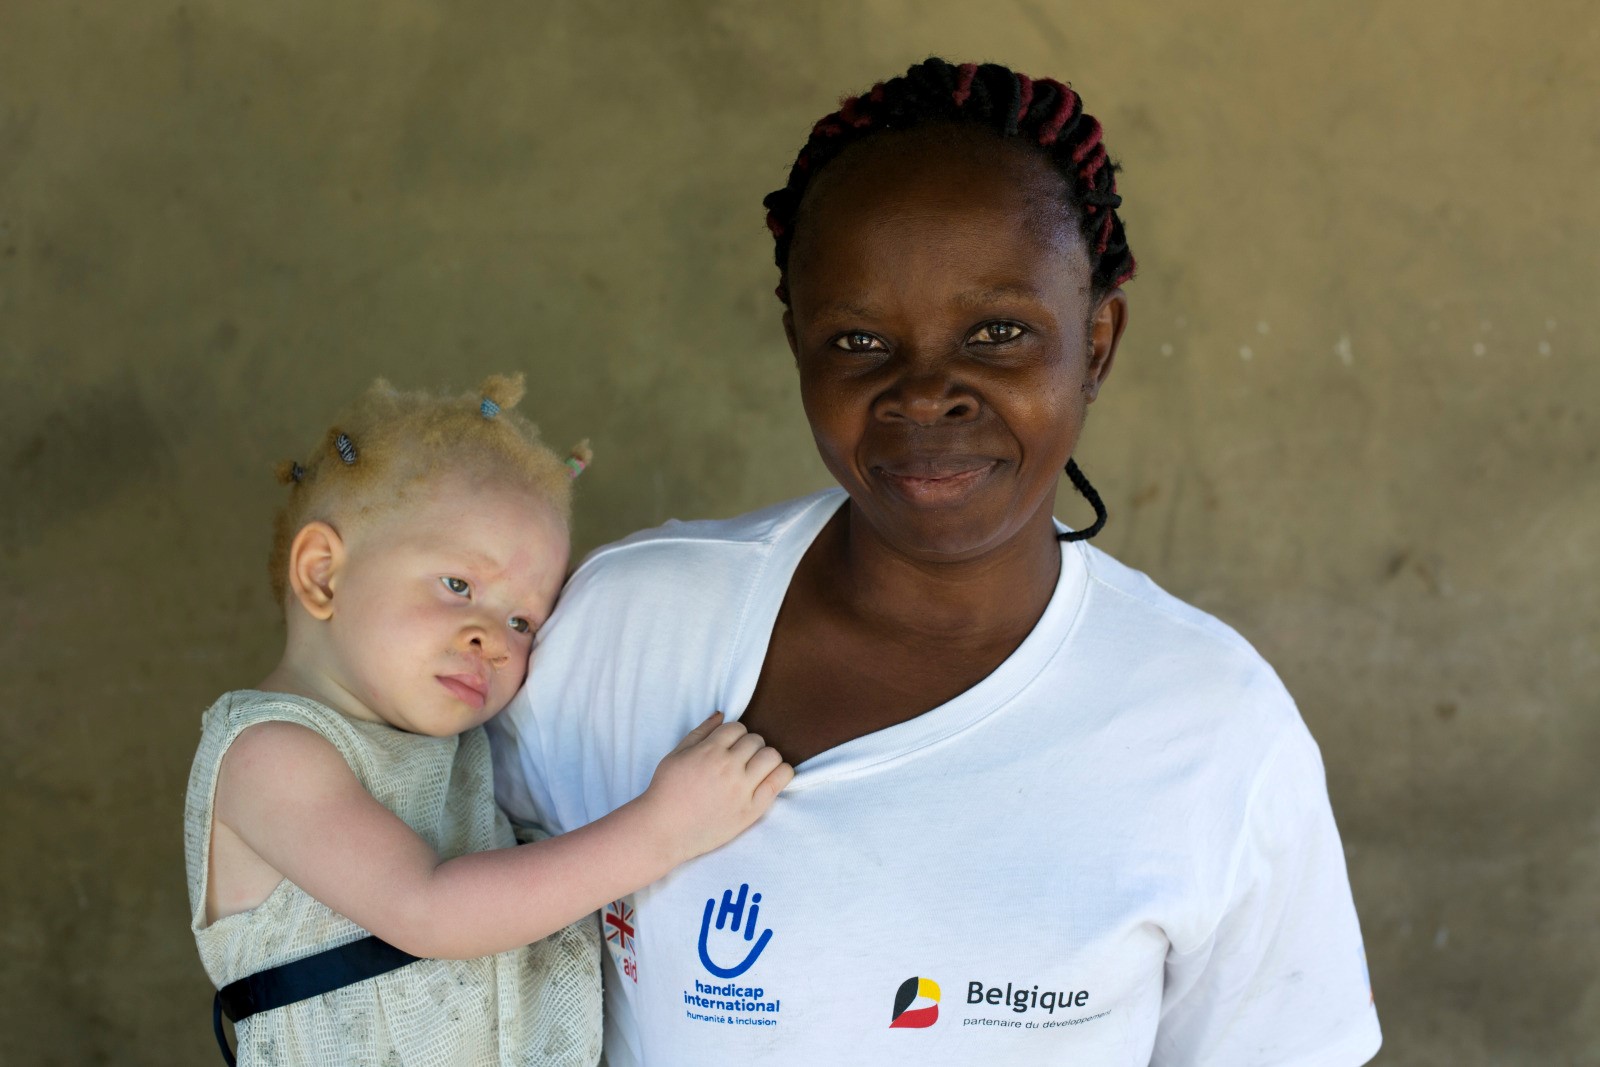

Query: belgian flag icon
[889,976,941,1029]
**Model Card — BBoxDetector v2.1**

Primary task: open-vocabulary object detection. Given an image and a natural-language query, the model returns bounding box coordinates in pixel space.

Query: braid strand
[762,57,1136,304]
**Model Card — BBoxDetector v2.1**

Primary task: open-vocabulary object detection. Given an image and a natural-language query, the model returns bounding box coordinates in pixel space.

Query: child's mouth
[437,674,488,709]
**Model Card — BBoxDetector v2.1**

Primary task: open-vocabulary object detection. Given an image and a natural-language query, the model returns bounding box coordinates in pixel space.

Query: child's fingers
[755,761,795,802]
[726,730,768,765]
[706,720,750,749]
[742,744,785,782]
[669,712,724,754]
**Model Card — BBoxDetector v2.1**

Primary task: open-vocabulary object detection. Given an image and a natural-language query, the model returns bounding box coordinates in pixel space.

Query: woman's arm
[212,714,789,959]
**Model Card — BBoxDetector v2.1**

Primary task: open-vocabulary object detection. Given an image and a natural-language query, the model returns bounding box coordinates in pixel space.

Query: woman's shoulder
[1075,544,1260,657]
[1071,543,1299,729]
[567,489,841,588]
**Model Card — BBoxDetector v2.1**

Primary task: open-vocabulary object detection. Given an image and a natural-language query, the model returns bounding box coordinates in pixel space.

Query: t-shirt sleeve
[487,682,565,836]
[1151,720,1383,1067]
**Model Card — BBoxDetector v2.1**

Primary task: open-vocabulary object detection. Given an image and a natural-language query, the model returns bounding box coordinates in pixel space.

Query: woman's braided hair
[762,58,1136,306]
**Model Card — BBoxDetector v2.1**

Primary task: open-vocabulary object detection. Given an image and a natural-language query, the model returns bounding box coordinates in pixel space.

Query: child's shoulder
[202,689,346,735]
[198,690,427,772]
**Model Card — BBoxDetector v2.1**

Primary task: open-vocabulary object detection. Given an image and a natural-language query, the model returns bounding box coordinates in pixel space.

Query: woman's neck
[812,500,1064,647]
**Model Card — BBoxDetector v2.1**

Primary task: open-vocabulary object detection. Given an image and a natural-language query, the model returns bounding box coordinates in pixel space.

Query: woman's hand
[638,713,794,865]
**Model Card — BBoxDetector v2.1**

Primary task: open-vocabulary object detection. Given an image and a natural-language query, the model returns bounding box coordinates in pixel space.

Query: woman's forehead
[786,132,1091,310]
[792,129,1082,257]
[802,126,1069,214]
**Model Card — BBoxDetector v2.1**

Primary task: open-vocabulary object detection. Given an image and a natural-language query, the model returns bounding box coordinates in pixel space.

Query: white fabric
[186,690,602,1066]
[490,490,1382,1067]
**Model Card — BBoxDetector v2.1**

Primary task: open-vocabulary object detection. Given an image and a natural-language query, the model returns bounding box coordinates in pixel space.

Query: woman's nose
[876,368,979,426]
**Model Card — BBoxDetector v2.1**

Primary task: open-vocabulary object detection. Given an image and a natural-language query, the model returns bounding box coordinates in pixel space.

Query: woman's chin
[851,494,1049,564]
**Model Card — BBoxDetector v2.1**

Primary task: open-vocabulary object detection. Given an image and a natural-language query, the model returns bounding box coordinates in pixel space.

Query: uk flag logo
[605,900,636,954]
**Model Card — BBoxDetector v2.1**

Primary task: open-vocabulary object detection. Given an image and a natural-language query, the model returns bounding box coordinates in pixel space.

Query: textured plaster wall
[1,2,1596,1064]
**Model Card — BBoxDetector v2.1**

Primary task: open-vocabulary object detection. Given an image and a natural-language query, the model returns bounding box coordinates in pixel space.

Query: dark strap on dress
[211,934,421,1065]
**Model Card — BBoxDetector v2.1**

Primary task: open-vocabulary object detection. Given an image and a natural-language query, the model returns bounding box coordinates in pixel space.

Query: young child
[183,374,793,1066]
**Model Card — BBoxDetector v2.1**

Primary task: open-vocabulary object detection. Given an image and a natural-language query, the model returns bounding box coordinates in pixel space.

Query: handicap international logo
[698,883,773,979]
[684,884,783,1028]
[890,976,941,1029]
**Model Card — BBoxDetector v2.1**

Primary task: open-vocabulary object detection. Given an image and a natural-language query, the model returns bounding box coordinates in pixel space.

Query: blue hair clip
[334,433,357,465]
[480,397,501,419]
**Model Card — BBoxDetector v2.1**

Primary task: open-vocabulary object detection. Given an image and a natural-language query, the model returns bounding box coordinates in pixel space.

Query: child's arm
[212,713,789,960]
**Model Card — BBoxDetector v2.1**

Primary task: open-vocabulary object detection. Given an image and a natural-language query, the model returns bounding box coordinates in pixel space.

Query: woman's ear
[286,521,346,621]
[782,308,799,364]
[1084,289,1129,403]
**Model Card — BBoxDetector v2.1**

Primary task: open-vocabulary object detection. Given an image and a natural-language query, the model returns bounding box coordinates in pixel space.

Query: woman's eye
[970,321,1025,344]
[441,577,471,597]
[833,332,885,353]
[508,617,532,635]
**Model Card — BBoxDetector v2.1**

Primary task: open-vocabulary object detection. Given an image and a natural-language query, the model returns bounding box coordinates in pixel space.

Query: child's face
[325,475,569,737]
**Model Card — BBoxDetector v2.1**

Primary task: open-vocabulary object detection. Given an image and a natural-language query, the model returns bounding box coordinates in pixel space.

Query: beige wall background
[2,2,1596,1064]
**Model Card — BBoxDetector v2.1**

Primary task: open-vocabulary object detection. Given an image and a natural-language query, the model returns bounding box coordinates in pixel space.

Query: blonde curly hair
[267,373,591,604]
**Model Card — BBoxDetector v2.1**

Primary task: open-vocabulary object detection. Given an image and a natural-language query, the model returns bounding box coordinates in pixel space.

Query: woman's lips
[437,674,488,709]
[873,459,1000,506]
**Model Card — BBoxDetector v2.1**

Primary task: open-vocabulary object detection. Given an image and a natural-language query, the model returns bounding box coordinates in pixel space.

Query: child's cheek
[372,601,439,671]
[507,655,531,695]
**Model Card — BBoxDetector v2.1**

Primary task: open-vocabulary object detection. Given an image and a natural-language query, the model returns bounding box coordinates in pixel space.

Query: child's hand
[640,713,793,864]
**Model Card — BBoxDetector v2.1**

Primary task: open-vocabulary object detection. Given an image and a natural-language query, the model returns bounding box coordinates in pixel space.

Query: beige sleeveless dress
[184,690,602,1066]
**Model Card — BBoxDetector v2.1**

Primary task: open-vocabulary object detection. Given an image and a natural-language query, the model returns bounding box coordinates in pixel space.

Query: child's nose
[466,628,511,666]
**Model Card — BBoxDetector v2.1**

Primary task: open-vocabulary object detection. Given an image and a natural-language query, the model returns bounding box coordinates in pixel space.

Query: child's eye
[441,577,471,597]
[832,331,886,353]
[508,617,532,635]
[968,321,1025,344]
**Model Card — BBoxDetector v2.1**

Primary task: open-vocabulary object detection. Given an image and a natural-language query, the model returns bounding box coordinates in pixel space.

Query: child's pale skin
[208,471,793,960]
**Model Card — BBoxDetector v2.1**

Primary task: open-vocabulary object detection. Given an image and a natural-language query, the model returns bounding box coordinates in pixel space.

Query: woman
[490,59,1382,1066]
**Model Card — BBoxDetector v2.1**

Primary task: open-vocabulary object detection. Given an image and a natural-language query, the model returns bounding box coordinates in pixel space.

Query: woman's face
[783,127,1128,563]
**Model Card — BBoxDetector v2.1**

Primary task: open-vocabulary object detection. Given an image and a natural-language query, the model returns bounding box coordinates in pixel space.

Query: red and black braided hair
[762,58,1136,306]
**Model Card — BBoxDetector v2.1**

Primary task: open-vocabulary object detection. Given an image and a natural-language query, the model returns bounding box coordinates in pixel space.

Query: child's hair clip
[565,439,593,480]
[274,459,307,486]
[334,432,358,465]
[480,397,501,419]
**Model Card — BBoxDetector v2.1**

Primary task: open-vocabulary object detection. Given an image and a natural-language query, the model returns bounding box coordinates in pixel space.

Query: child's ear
[287,521,346,621]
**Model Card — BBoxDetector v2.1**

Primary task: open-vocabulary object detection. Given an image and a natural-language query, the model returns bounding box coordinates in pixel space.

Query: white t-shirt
[489,490,1382,1067]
